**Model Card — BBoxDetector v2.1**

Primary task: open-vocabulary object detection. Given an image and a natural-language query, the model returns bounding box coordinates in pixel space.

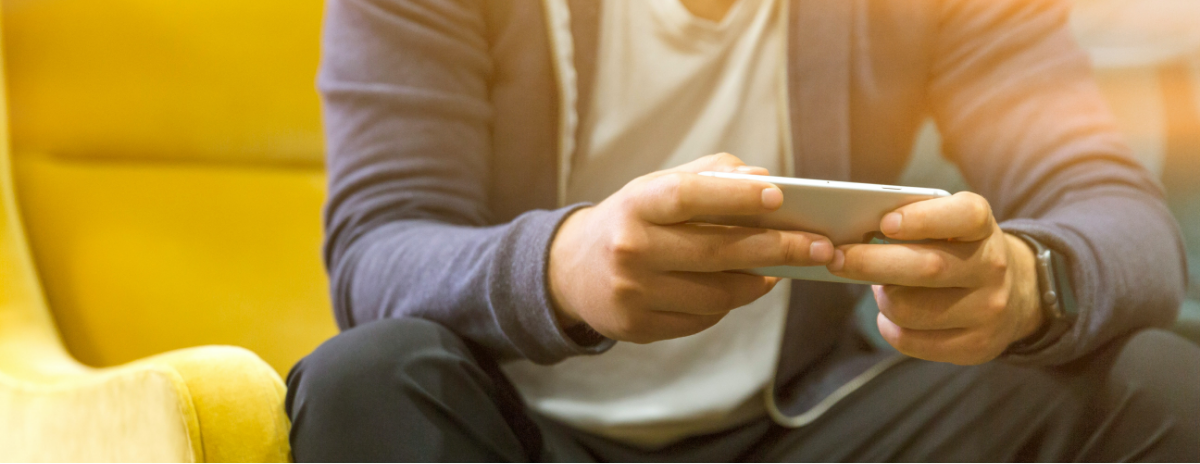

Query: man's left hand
[827,192,1045,365]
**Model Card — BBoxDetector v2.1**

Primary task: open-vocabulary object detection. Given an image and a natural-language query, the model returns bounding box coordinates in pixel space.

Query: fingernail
[735,166,759,173]
[809,240,833,263]
[761,187,783,210]
[827,249,845,272]
[881,213,902,236]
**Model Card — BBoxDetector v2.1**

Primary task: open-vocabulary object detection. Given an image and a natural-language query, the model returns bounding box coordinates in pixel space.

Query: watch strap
[1006,233,1076,355]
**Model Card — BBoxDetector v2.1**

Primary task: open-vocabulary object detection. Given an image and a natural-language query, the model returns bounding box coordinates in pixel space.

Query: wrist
[1005,233,1047,342]
[548,208,609,347]
[548,207,590,329]
[1005,232,1079,356]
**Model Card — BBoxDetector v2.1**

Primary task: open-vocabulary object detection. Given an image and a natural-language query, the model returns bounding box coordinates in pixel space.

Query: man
[286,0,1200,461]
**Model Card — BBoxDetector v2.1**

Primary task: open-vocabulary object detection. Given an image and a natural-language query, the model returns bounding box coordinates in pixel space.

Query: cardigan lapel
[567,0,600,180]
[787,0,852,181]
[567,0,600,138]
[775,0,867,422]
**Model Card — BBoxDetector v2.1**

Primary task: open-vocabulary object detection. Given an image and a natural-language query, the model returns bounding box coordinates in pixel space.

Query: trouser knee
[285,318,479,419]
[1081,329,1200,461]
[1105,328,1200,412]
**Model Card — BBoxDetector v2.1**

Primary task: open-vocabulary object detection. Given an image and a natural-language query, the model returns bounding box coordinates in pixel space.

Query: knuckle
[912,211,931,234]
[965,334,988,354]
[652,172,683,194]
[988,257,1008,282]
[611,311,647,343]
[697,289,733,313]
[615,192,641,213]
[661,318,712,342]
[655,174,691,215]
[890,334,918,357]
[629,172,656,188]
[700,282,739,311]
[920,253,947,280]
[754,281,776,301]
[691,313,726,333]
[987,250,1009,277]
[985,290,1010,316]
[626,174,662,200]
[711,152,737,164]
[962,335,995,363]
[607,230,647,263]
[715,288,740,311]
[883,303,915,328]
[779,235,810,265]
[626,332,657,344]
[842,250,865,274]
[610,277,643,305]
[966,193,992,228]
[702,237,727,262]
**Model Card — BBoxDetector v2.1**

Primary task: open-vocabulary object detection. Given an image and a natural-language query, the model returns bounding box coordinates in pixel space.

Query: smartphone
[696,172,951,284]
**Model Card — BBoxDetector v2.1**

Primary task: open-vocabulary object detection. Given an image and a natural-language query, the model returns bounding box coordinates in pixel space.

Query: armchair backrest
[2,0,335,374]
[2,0,325,166]
[0,7,77,380]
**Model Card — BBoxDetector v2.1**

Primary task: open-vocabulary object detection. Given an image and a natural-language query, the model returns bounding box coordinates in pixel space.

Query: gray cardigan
[318,0,1185,421]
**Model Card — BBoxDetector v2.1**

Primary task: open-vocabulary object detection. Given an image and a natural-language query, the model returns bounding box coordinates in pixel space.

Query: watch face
[1019,233,1074,318]
[1050,250,1078,316]
[1034,248,1061,315]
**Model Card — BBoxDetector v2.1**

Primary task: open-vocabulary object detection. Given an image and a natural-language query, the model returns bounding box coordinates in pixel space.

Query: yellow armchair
[0,50,290,462]
[1,0,336,460]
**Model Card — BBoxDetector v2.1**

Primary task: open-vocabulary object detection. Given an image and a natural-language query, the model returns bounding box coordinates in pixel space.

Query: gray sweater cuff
[490,203,615,364]
[998,219,1096,366]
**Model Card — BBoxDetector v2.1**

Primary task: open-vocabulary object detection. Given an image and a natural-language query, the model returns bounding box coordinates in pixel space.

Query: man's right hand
[548,153,835,344]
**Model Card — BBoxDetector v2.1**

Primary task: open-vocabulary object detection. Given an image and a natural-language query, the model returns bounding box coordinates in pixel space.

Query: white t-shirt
[502,0,790,447]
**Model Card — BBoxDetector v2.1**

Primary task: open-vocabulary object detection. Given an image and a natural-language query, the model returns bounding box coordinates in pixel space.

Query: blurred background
[0,0,1196,460]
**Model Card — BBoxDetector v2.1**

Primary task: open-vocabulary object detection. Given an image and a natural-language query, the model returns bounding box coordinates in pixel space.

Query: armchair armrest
[0,343,290,462]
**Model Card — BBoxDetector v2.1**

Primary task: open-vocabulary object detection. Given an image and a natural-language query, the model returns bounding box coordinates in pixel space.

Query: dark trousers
[286,318,1200,462]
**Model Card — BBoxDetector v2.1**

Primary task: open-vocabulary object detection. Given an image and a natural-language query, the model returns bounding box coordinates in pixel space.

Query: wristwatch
[1005,233,1077,355]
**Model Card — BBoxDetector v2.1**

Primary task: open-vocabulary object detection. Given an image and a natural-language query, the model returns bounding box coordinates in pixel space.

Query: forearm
[318,0,614,364]
[999,183,1185,365]
[328,205,613,364]
[931,0,1185,364]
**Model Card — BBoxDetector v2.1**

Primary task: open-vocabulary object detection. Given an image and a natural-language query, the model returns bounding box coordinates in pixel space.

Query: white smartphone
[697,172,951,284]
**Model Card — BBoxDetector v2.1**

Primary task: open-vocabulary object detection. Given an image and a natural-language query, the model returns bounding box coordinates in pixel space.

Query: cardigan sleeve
[929,0,1186,365]
[319,0,613,364]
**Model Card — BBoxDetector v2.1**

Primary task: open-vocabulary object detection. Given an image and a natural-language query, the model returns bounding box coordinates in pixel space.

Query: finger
[664,152,764,175]
[631,172,782,224]
[647,271,780,316]
[732,166,770,176]
[828,240,998,288]
[638,224,835,271]
[876,314,998,365]
[880,191,994,242]
[874,285,989,330]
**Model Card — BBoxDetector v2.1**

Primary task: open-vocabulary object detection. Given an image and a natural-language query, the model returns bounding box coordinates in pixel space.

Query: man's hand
[549,153,835,344]
[827,192,1045,365]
